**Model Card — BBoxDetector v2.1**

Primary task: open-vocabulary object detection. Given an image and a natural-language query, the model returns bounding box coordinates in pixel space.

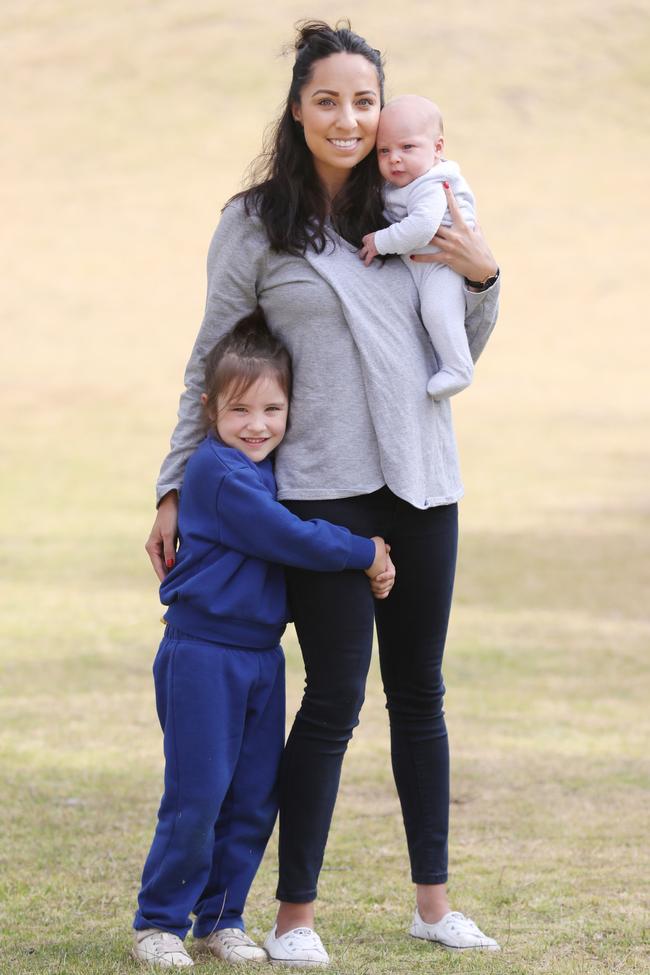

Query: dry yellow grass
[1,2,649,973]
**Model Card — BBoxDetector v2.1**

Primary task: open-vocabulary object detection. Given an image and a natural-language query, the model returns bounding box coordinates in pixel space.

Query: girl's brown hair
[203,307,292,428]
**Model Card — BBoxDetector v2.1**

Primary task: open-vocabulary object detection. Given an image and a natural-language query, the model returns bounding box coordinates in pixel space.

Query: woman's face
[292,52,381,196]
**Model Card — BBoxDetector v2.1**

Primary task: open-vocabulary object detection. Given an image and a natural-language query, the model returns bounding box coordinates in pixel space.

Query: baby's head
[202,307,292,463]
[376,95,445,188]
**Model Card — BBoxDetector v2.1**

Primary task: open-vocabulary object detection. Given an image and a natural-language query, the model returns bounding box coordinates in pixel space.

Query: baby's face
[376,109,444,188]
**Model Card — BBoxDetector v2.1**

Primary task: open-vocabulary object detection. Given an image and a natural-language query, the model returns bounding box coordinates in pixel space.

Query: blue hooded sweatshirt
[160,436,376,648]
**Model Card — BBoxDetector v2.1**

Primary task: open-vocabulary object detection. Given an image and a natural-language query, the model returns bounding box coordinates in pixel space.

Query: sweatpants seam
[195,650,249,933]
[143,639,184,918]
[194,646,284,933]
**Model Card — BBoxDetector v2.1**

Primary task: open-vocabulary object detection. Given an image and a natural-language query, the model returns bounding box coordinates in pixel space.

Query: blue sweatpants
[134,626,285,939]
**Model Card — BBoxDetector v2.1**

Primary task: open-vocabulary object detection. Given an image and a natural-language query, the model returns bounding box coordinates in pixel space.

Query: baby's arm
[373,179,448,257]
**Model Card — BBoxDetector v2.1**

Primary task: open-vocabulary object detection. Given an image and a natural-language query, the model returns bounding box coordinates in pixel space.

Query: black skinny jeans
[276,487,458,902]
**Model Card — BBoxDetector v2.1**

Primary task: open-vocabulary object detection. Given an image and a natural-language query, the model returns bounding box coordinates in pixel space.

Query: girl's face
[291,52,381,197]
[211,373,289,463]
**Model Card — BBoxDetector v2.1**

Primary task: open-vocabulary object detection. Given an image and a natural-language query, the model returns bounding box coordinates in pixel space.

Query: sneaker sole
[194,947,268,963]
[268,958,329,968]
[131,947,195,967]
[214,953,269,964]
[410,932,500,952]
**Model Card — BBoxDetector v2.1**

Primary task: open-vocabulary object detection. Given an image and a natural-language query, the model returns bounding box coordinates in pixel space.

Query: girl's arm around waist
[217,466,377,572]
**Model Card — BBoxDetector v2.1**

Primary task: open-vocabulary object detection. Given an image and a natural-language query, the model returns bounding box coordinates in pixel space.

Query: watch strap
[465,267,500,291]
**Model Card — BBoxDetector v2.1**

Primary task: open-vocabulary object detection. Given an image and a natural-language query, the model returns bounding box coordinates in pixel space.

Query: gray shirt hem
[277,482,464,510]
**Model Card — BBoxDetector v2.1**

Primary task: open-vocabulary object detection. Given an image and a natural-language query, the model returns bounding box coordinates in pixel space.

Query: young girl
[133,308,394,968]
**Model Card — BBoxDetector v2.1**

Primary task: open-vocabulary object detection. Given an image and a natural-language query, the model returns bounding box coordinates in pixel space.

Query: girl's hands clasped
[366,537,396,599]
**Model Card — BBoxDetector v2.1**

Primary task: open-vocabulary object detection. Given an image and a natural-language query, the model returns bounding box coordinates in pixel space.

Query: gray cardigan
[157,199,499,510]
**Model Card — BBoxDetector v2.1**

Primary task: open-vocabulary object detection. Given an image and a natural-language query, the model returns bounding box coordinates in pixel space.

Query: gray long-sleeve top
[157,198,500,510]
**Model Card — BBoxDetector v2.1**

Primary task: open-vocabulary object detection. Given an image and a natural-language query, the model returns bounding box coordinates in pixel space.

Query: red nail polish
[166,558,175,568]
[443,180,450,189]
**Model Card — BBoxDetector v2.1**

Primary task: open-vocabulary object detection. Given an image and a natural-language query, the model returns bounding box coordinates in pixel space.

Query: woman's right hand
[145,491,179,581]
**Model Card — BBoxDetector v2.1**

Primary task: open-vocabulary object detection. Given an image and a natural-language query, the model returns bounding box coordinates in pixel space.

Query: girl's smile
[211,374,289,463]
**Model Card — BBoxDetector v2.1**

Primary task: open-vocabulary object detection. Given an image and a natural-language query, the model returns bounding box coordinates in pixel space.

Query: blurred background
[2,2,649,972]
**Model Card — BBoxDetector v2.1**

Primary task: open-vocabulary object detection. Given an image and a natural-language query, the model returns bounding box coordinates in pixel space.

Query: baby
[360,95,477,401]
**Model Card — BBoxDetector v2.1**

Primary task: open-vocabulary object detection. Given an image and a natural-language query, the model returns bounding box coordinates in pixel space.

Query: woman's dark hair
[203,307,292,429]
[232,19,386,254]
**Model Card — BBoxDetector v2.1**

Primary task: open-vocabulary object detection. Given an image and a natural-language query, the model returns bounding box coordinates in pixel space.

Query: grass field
[1,2,649,973]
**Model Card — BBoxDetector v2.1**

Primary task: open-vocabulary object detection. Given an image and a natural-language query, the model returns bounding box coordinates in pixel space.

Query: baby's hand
[365,538,396,599]
[359,233,379,267]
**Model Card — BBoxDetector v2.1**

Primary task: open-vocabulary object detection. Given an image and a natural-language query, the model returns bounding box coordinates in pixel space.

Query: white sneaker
[410,909,500,951]
[133,929,194,967]
[263,925,330,967]
[194,927,268,964]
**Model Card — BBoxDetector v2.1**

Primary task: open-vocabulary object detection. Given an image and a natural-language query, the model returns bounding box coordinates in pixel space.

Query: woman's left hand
[410,182,498,284]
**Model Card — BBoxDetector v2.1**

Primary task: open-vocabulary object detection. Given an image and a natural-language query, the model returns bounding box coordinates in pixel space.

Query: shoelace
[285,927,321,948]
[148,932,186,954]
[446,912,479,931]
[219,931,256,947]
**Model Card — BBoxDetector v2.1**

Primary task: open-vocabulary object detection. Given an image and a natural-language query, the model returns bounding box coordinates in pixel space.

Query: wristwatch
[464,267,500,291]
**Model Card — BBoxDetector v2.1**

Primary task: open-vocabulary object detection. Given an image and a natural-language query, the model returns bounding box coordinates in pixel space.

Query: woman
[146,20,501,964]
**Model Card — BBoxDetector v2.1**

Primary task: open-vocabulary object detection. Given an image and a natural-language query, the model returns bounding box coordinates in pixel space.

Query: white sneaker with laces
[194,927,268,964]
[410,909,500,951]
[133,928,194,967]
[263,925,330,967]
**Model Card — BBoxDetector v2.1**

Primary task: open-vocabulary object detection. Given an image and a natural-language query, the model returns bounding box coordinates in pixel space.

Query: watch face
[478,271,499,289]
[466,271,498,289]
